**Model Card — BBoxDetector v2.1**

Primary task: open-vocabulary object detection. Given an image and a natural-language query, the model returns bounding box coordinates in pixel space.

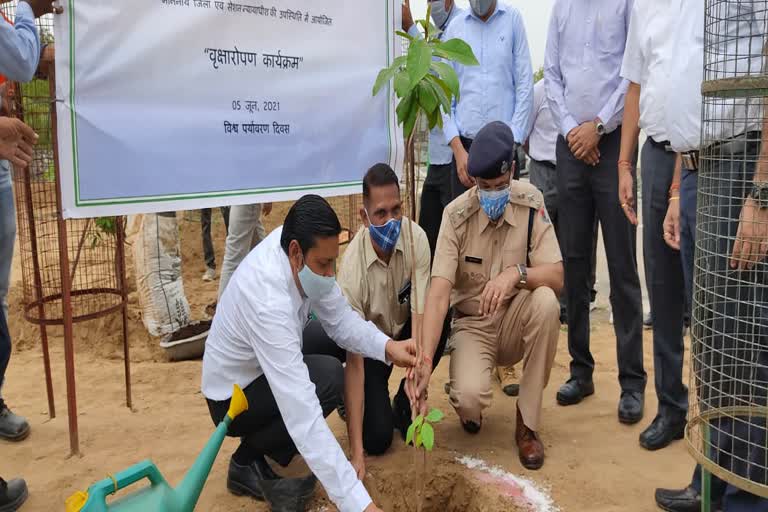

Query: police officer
[411,121,563,470]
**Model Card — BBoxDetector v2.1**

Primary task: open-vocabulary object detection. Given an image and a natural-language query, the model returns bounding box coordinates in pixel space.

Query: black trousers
[302,316,450,456]
[0,309,10,396]
[201,207,231,269]
[419,163,454,261]
[556,129,646,392]
[206,351,344,467]
[640,139,688,419]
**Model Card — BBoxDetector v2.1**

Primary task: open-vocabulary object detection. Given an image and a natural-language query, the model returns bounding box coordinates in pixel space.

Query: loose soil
[3,210,693,511]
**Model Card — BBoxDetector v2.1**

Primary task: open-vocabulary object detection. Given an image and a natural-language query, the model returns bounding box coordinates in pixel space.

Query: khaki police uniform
[432,181,562,431]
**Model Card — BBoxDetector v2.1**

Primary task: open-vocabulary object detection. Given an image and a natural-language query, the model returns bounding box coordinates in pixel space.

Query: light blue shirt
[0,2,40,181]
[408,6,465,165]
[441,3,534,145]
[0,3,40,84]
[543,0,632,137]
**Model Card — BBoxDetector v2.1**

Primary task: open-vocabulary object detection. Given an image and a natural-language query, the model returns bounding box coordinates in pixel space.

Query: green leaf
[407,39,433,88]
[415,429,423,448]
[403,104,419,140]
[396,30,415,42]
[372,56,408,97]
[418,19,439,40]
[424,75,451,114]
[417,82,438,116]
[433,38,480,66]
[421,422,435,451]
[394,70,413,98]
[425,408,445,423]
[413,415,424,428]
[406,423,416,446]
[426,106,440,130]
[430,61,460,99]
[396,91,416,124]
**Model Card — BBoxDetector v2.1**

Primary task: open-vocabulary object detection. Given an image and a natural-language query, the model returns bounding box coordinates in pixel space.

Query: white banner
[54,0,403,218]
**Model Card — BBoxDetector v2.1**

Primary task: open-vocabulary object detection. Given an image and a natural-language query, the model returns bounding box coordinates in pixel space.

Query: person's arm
[441,20,461,146]
[245,302,375,512]
[0,2,40,82]
[543,4,578,138]
[663,154,682,250]
[596,2,633,131]
[510,12,534,143]
[344,353,366,479]
[618,82,641,224]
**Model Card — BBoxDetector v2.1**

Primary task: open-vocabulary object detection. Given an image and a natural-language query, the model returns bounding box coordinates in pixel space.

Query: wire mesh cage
[686,0,768,499]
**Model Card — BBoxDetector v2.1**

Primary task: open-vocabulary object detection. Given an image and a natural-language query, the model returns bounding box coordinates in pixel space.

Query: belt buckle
[681,152,698,171]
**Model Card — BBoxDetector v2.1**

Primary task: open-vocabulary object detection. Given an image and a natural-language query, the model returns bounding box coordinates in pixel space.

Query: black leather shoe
[618,391,644,424]
[640,415,686,450]
[261,474,318,512]
[0,477,28,512]
[655,486,701,512]
[227,455,281,499]
[0,401,30,442]
[556,378,594,406]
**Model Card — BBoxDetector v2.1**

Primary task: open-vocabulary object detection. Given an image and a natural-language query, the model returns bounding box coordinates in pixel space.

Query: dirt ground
[2,210,693,511]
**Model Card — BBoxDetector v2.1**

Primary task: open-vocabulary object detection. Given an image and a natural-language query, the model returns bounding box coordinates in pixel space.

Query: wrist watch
[748,182,768,209]
[595,120,606,136]
[515,264,528,289]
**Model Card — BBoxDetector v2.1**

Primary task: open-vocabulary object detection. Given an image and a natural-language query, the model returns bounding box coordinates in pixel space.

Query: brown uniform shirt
[432,181,562,316]
[337,217,431,339]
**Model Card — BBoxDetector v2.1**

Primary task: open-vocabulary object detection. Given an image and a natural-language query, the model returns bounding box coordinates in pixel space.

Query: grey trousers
[556,129,646,392]
[217,204,267,299]
[640,140,687,419]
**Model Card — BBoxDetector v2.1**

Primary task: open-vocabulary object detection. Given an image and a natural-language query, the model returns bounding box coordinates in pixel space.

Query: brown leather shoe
[515,406,544,470]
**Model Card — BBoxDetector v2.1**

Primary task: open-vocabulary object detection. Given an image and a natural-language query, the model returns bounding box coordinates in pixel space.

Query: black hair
[362,163,400,200]
[280,194,342,255]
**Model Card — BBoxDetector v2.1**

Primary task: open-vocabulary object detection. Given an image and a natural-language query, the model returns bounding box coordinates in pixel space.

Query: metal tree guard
[686,0,768,504]
[1,4,132,456]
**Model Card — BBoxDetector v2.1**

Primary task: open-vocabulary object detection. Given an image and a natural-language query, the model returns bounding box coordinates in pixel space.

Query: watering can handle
[85,460,168,507]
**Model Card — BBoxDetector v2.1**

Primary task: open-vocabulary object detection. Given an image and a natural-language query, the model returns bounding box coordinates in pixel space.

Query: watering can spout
[175,384,249,510]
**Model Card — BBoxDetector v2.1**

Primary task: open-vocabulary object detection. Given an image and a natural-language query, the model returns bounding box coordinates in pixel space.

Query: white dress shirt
[664,0,763,152]
[202,227,390,512]
[527,81,558,165]
[619,0,672,142]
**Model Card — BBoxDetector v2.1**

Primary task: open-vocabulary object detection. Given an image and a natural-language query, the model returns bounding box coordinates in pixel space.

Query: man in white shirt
[202,195,417,512]
[616,0,688,452]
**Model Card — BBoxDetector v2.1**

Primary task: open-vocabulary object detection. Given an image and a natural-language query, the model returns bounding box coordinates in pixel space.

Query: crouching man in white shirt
[202,195,417,512]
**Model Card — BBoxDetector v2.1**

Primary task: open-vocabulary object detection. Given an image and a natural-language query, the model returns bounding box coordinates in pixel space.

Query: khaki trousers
[448,287,560,432]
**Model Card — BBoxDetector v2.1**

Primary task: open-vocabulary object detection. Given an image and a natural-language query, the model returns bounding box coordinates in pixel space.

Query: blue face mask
[430,0,452,29]
[478,188,509,221]
[366,211,402,254]
[298,260,336,300]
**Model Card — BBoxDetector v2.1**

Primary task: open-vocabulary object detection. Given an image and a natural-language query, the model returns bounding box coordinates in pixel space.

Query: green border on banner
[68,0,398,207]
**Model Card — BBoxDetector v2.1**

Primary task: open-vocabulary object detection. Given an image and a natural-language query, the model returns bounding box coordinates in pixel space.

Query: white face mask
[469,0,494,18]
[297,260,335,300]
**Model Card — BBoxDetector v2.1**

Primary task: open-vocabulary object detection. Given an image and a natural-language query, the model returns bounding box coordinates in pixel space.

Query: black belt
[648,137,673,152]
[681,131,761,172]
[532,158,556,170]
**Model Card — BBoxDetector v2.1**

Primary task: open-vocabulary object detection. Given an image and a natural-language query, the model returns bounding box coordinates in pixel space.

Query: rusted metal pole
[49,62,80,456]
[13,66,56,419]
[115,217,132,410]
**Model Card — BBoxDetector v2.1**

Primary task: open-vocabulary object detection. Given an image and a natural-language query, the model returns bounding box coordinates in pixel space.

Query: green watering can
[65,385,248,512]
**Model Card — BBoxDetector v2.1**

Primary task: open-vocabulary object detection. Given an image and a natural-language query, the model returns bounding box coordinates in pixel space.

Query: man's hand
[262,202,273,216]
[402,0,414,32]
[618,163,637,225]
[451,140,474,188]
[663,198,681,250]
[405,355,431,416]
[478,268,519,317]
[351,450,366,481]
[364,504,384,512]
[0,117,38,169]
[385,339,418,368]
[567,122,601,162]
[731,196,768,270]
[21,0,55,18]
